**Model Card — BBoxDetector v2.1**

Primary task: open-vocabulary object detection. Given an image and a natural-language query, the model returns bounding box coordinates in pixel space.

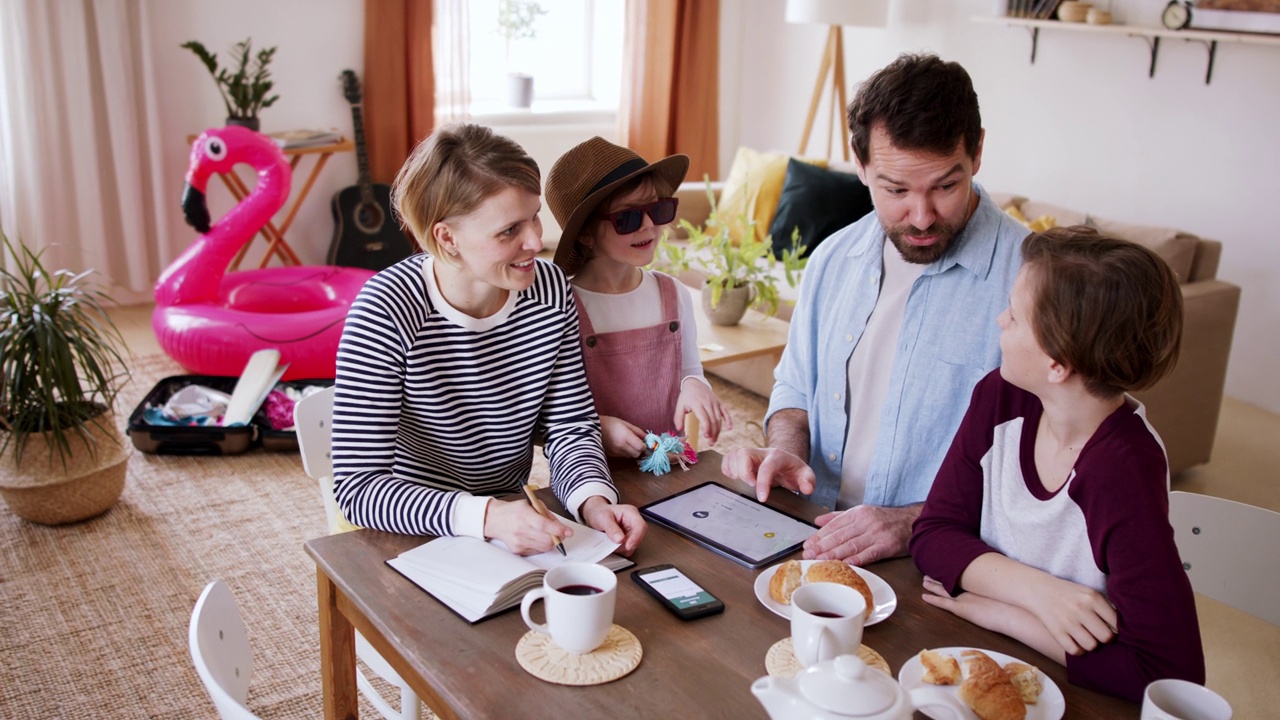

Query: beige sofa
[668,181,1241,476]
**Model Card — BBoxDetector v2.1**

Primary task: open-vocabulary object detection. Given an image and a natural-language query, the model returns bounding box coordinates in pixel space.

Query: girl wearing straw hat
[547,137,731,461]
[330,124,646,556]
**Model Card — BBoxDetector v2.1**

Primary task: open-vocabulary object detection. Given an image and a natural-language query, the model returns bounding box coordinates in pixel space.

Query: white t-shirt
[838,241,925,508]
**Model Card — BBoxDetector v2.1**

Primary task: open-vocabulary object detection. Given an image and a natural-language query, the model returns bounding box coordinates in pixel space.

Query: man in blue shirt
[722,53,1028,565]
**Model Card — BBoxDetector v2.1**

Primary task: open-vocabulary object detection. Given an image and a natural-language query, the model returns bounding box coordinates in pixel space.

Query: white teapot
[752,654,967,720]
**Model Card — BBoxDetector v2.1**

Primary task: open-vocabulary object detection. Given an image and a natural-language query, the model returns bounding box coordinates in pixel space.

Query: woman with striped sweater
[331,123,646,556]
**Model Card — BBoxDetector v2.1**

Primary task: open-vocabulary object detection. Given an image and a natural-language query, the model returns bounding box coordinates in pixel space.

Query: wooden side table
[183,135,355,269]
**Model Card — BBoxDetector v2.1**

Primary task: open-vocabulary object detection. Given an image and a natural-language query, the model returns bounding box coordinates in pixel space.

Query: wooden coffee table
[689,286,790,368]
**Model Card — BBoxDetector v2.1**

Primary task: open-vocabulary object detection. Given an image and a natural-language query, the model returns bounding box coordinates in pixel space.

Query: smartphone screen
[633,565,724,619]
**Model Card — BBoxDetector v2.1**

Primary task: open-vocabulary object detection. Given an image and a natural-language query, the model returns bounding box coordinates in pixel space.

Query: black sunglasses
[595,197,679,235]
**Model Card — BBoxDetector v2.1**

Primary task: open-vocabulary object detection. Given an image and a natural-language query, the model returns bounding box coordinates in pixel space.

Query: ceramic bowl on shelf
[1058,1,1092,22]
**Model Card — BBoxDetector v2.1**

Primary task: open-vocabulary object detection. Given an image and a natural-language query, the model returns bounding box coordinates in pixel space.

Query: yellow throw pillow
[719,147,826,245]
[1003,204,1056,233]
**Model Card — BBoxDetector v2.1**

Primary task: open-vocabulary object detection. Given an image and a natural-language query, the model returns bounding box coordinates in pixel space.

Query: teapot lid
[797,654,899,716]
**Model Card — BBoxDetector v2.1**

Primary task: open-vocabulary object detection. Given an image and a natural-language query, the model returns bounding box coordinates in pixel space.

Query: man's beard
[886,220,960,265]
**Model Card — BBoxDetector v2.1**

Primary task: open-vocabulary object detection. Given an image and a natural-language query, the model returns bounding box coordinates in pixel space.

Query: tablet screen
[639,482,817,568]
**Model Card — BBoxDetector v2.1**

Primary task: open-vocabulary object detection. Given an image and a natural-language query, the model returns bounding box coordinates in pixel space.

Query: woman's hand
[600,415,647,458]
[580,496,646,556]
[482,498,573,555]
[674,378,733,445]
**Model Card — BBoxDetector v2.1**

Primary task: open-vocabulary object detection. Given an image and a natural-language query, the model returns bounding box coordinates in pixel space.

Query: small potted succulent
[181,37,280,131]
[658,183,807,326]
[0,232,131,524]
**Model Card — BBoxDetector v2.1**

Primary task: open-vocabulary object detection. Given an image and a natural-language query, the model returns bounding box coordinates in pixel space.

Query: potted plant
[658,182,807,326]
[497,0,546,108]
[181,37,279,131]
[0,232,131,525]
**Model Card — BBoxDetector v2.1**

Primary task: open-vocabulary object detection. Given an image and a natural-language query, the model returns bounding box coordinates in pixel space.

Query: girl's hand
[580,496,647,556]
[482,499,573,555]
[600,415,647,458]
[1021,574,1118,656]
[673,378,733,445]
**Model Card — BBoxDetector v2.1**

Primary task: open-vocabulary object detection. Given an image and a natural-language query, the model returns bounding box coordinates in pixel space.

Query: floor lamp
[787,0,890,161]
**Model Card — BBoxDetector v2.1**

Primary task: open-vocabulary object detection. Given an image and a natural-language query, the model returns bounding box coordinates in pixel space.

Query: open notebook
[387,515,633,623]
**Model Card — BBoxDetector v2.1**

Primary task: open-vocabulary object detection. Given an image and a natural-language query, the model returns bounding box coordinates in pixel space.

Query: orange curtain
[620,0,720,181]
[364,0,435,184]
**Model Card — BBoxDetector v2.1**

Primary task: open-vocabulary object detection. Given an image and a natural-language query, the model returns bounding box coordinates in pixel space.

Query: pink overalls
[573,272,683,440]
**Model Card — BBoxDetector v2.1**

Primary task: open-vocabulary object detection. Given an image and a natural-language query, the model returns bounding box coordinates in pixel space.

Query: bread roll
[769,560,802,604]
[958,650,1025,720]
[918,649,961,685]
[1003,662,1042,705]
[804,560,875,617]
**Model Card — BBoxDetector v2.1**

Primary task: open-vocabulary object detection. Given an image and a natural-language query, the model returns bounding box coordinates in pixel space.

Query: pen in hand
[523,483,567,556]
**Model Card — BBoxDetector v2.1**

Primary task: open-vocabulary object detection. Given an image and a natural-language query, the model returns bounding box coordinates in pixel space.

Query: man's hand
[673,378,732,445]
[580,496,647,556]
[802,504,921,565]
[721,447,816,502]
[483,499,574,555]
[599,415,647,458]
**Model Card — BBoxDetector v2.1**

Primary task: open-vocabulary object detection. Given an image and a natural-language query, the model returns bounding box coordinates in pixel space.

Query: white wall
[721,0,1280,414]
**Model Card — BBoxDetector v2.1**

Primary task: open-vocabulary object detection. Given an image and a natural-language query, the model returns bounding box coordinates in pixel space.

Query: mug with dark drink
[790,582,868,666]
[520,563,617,653]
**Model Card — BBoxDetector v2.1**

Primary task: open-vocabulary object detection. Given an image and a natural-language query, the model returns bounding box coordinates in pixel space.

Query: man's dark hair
[847,53,981,165]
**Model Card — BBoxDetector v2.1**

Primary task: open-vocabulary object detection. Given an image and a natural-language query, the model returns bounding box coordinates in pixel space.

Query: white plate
[753,560,897,625]
[897,647,1065,720]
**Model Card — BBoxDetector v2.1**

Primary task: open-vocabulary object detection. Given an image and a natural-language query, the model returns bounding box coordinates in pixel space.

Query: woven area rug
[0,353,768,719]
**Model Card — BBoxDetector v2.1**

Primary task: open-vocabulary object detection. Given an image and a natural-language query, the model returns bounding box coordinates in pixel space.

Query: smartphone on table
[631,564,725,620]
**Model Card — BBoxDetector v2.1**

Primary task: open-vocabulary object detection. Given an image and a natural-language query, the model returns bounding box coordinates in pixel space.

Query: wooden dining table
[305,451,1137,719]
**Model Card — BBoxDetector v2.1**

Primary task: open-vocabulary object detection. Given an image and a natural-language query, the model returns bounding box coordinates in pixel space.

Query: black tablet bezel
[638,481,817,568]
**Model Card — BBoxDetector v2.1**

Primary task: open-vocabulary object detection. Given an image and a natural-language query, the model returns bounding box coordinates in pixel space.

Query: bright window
[467,0,624,115]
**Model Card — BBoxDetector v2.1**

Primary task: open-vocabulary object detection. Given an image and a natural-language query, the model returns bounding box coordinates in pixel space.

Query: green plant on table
[180,37,280,122]
[657,181,807,319]
[0,231,128,467]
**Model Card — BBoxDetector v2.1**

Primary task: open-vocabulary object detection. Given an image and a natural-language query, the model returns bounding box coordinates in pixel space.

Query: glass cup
[520,562,617,654]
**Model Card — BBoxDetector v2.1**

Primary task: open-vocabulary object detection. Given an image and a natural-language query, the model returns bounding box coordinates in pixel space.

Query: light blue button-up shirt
[766,185,1027,510]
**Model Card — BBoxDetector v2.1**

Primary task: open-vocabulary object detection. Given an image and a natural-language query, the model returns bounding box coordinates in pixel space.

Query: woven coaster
[515,624,642,686]
[765,637,889,678]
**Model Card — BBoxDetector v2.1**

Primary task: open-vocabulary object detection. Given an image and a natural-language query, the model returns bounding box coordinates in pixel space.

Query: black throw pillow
[767,159,874,258]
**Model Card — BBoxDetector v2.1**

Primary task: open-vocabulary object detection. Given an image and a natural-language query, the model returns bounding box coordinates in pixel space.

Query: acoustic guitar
[327,70,416,271]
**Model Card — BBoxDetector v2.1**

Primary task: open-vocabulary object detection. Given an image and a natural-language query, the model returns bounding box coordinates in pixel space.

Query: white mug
[520,563,616,654]
[1141,679,1232,720]
[790,582,868,667]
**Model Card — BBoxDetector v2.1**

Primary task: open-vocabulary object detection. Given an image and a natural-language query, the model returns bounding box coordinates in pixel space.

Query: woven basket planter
[0,410,130,525]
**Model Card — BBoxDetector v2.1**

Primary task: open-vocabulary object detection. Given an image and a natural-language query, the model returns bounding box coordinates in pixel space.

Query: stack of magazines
[266,129,344,150]
[1005,0,1063,19]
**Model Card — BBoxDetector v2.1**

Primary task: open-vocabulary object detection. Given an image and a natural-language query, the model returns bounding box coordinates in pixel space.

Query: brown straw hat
[547,137,689,276]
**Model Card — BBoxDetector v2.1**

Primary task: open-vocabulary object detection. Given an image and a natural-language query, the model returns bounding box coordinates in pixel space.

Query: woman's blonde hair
[391,123,541,261]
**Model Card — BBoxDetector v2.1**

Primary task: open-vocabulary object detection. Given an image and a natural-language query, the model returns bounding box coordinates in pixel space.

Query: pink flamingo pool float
[154,127,377,379]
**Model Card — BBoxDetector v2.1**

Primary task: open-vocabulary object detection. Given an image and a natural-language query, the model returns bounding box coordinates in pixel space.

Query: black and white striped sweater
[332,255,616,537]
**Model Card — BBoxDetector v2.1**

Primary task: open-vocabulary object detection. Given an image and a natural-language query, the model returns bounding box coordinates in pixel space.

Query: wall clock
[1162,0,1192,30]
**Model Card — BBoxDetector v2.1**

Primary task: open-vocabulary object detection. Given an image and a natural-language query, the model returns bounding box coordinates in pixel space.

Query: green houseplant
[658,182,807,325]
[0,232,131,524]
[181,38,279,131]
[497,0,546,108]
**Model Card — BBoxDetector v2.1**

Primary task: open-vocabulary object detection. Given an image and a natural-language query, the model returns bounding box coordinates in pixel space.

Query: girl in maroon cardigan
[910,226,1203,702]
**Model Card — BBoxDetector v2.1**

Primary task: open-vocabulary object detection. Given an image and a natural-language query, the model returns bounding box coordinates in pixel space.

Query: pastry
[918,649,961,685]
[958,650,1026,720]
[804,560,875,616]
[1003,662,1042,705]
[769,559,803,604]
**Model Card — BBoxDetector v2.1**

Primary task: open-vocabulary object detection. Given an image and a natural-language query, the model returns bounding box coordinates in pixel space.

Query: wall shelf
[972,15,1280,84]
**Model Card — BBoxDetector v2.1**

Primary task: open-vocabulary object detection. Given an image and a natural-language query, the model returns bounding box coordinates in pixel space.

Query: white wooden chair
[294,386,423,720]
[188,579,262,720]
[1169,491,1280,626]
